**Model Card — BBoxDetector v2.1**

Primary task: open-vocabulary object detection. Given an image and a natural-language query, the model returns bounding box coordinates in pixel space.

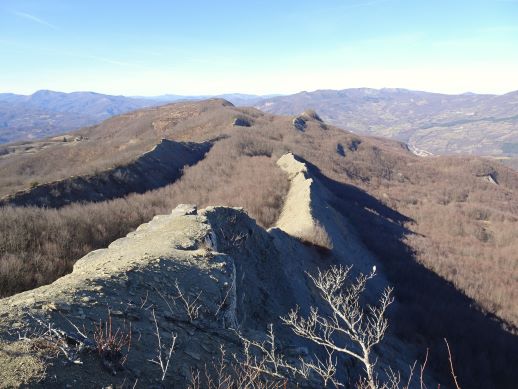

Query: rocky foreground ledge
[0,202,333,388]
[0,204,245,387]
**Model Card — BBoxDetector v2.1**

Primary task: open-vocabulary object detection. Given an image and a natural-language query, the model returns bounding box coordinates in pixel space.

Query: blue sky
[1,0,517,95]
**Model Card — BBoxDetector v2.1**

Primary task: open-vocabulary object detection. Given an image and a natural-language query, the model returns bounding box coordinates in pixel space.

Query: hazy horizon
[1,0,517,95]
[2,86,518,99]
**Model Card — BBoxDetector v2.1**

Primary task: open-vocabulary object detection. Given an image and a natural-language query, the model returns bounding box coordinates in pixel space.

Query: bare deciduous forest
[0,101,517,387]
[1,102,516,328]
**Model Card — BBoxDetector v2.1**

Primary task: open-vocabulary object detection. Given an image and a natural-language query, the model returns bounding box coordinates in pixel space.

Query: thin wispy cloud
[13,11,59,30]
[0,37,142,69]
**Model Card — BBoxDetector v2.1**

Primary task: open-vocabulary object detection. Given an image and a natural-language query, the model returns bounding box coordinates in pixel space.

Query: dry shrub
[188,346,287,389]
[94,312,132,374]
[0,200,153,296]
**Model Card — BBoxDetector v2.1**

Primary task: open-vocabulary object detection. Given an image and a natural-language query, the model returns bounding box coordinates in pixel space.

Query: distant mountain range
[139,93,279,106]
[0,90,163,143]
[2,88,517,160]
[255,88,518,157]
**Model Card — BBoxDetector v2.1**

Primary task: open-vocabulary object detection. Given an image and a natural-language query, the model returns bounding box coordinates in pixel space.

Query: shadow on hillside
[304,160,518,389]
[1,139,214,209]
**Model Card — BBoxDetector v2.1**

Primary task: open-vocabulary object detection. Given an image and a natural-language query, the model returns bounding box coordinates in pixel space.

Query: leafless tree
[282,265,394,389]
[444,339,462,389]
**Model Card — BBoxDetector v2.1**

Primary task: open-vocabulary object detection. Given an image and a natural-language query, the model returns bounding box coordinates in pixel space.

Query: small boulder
[348,139,361,151]
[336,143,346,157]
[292,116,307,131]
[232,117,251,127]
[172,204,198,216]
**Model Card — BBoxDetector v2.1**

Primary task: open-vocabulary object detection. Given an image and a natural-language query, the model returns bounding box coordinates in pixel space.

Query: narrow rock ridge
[2,204,239,330]
[274,152,386,282]
[275,152,332,249]
[0,139,212,208]
[0,202,341,387]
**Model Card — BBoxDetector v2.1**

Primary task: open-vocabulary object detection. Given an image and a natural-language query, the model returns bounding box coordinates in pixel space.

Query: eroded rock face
[292,116,307,131]
[232,117,252,127]
[274,153,388,286]
[0,140,212,208]
[0,203,324,388]
[0,204,242,387]
[275,152,331,248]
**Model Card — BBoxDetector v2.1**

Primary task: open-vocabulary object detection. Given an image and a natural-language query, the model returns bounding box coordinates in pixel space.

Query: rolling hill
[6,88,518,164]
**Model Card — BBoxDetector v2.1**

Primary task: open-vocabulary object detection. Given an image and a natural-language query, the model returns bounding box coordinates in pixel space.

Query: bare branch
[174,280,202,322]
[444,338,461,389]
[148,308,177,381]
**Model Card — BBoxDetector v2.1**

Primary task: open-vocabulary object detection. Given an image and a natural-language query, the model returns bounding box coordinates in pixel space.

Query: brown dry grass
[0,99,234,197]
